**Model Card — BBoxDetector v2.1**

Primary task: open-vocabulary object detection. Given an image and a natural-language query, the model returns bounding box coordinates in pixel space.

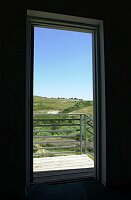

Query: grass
[33,96,94,160]
[33,96,77,112]
[69,106,93,115]
[33,96,93,115]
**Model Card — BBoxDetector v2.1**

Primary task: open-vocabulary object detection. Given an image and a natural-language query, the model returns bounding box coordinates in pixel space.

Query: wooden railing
[33,114,94,157]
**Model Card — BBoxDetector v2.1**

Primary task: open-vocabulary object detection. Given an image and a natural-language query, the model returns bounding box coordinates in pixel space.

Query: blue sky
[34,27,93,100]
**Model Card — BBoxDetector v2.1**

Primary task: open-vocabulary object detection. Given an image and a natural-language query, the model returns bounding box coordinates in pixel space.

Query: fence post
[84,115,87,153]
[80,114,82,155]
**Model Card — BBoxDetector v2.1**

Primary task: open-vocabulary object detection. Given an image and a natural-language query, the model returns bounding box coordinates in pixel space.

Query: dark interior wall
[2,0,131,198]
[2,2,26,199]
[104,15,131,185]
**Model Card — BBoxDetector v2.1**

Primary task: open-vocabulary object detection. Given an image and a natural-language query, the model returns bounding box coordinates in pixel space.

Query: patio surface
[33,154,94,172]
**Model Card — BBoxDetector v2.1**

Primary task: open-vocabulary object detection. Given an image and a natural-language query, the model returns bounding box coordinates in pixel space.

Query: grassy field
[33,96,94,159]
[33,96,93,115]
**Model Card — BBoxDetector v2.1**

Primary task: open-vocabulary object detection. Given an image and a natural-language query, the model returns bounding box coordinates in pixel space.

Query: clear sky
[34,27,93,100]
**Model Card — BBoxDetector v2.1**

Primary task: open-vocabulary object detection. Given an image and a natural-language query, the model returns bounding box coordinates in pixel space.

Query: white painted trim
[25,10,106,189]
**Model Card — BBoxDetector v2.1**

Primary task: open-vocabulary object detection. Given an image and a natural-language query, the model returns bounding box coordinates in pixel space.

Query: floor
[33,154,94,183]
[30,155,130,200]
[26,179,131,200]
[33,154,94,172]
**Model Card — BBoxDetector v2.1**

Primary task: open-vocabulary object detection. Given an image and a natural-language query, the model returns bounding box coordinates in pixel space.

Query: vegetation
[33,95,93,115]
[33,96,94,160]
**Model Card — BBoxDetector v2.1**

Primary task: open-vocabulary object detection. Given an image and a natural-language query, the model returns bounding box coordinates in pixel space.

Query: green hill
[33,96,94,158]
[33,96,93,116]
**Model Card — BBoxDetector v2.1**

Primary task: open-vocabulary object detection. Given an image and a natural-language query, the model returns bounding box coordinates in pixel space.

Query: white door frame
[25,10,106,191]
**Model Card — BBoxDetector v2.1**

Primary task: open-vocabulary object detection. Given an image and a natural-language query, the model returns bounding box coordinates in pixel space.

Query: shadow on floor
[26,179,131,200]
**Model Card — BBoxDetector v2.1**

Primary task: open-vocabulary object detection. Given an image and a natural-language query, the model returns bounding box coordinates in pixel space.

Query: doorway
[33,27,94,183]
[26,10,106,188]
